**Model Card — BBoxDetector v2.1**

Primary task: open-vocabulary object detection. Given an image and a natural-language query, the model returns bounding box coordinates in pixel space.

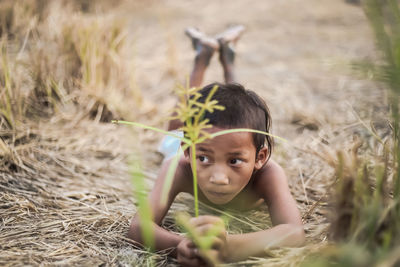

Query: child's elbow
[291,225,306,247]
[127,217,142,244]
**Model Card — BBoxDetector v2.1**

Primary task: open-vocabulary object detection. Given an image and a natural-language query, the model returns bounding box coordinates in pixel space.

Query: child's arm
[128,157,206,265]
[128,157,183,252]
[189,160,305,263]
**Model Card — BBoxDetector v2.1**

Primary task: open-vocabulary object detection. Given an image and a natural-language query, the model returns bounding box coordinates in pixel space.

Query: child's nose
[209,169,229,185]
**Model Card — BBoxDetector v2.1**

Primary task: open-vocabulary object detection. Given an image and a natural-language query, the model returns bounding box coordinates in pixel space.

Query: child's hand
[190,215,228,264]
[177,238,207,266]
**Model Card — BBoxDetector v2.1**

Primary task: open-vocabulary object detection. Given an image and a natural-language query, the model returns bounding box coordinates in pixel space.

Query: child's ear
[182,142,190,158]
[254,147,268,170]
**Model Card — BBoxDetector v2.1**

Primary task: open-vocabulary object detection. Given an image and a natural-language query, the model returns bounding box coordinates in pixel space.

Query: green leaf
[111,120,191,144]
[130,161,155,251]
[209,128,287,143]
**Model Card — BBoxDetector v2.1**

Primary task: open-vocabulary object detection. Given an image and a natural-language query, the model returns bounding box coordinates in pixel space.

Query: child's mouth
[208,191,230,197]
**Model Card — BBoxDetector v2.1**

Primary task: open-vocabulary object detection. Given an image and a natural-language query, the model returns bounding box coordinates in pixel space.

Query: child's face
[186,127,266,205]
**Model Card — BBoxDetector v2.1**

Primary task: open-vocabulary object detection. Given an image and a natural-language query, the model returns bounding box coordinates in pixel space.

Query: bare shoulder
[256,159,286,184]
[165,155,193,195]
[253,159,290,205]
[147,155,193,224]
[150,155,192,202]
[254,159,303,226]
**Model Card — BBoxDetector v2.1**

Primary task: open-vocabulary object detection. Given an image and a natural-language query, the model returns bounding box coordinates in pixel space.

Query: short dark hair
[195,82,273,159]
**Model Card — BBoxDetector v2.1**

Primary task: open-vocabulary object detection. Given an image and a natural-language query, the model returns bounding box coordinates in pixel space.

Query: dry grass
[0,0,390,266]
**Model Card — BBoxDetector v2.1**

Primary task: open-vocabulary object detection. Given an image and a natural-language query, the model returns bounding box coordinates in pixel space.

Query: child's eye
[230,159,243,165]
[198,155,209,163]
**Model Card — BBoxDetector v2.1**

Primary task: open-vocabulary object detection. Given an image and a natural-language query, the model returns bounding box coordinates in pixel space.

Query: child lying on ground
[128,26,305,265]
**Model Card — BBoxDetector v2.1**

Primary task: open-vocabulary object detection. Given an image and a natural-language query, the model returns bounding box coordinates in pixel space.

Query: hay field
[0,0,387,266]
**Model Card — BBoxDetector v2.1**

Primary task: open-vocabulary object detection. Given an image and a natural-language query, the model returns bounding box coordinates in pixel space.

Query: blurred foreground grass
[304,0,400,266]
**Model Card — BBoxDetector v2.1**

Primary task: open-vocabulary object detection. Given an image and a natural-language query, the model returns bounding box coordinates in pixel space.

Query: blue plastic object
[157,131,184,159]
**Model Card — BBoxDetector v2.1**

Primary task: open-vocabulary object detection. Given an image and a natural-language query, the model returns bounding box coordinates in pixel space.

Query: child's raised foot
[216,25,245,67]
[185,27,219,66]
[185,27,220,51]
[215,25,246,45]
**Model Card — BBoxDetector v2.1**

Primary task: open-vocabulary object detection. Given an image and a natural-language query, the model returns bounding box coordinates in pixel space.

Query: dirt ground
[1,0,386,266]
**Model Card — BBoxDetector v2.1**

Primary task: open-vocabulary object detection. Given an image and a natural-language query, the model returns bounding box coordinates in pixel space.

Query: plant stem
[191,143,199,217]
[112,120,191,144]
[209,128,287,143]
